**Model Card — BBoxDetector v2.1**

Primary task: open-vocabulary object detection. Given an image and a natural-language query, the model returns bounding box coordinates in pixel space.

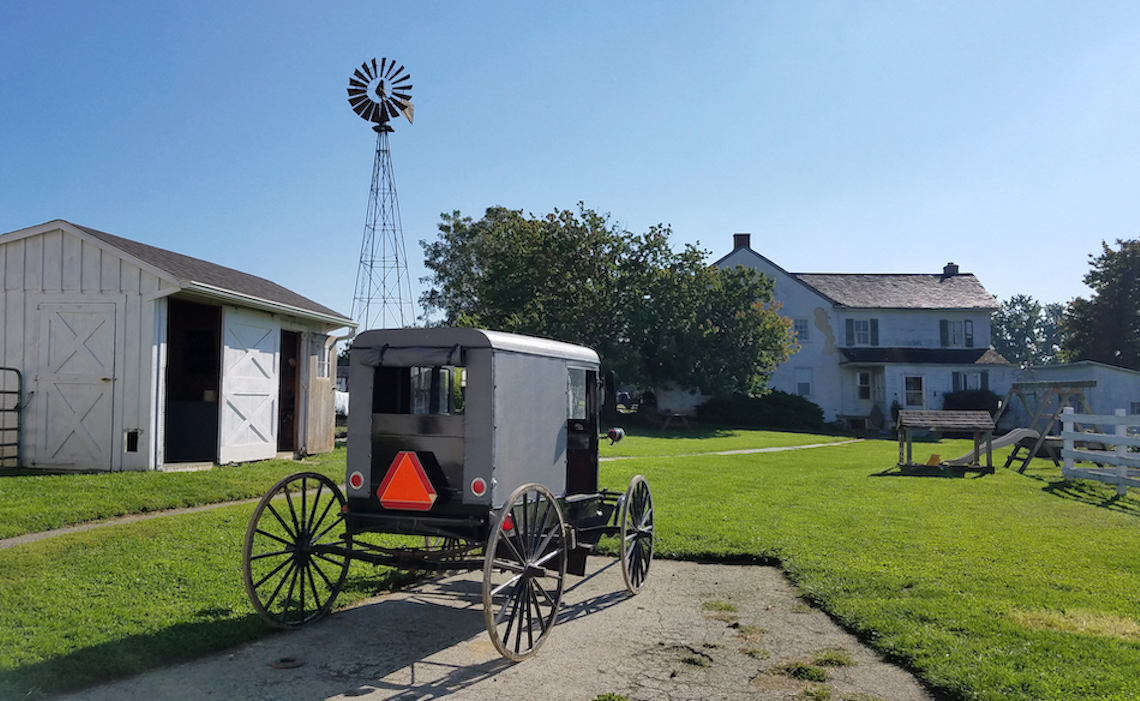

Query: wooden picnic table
[897,410,995,473]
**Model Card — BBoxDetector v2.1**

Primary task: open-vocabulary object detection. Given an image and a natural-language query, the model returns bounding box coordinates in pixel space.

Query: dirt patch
[61,559,936,701]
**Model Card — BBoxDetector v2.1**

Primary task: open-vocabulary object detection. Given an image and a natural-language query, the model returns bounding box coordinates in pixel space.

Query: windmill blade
[388,64,406,81]
[371,58,380,78]
[348,95,371,114]
[378,57,387,78]
[392,91,412,101]
[351,98,370,119]
[398,99,414,124]
[348,76,368,91]
[353,66,371,84]
[366,102,383,123]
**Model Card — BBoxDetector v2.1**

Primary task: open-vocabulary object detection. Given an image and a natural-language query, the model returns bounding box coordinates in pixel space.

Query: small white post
[1062,406,1075,481]
[1116,408,1128,497]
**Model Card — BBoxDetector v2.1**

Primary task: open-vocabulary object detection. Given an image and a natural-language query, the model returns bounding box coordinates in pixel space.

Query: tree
[1060,238,1140,369]
[990,294,1063,366]
[419,204,795,396]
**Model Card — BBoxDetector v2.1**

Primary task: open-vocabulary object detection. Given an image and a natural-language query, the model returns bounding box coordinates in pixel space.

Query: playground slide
[945,428,1040,466]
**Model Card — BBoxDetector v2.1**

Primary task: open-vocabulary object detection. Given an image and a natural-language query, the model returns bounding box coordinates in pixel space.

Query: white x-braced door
[218,307,280,463]
[37,301,120,470]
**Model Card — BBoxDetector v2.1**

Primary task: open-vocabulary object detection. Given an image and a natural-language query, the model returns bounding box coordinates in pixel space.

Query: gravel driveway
[61,558,937,701]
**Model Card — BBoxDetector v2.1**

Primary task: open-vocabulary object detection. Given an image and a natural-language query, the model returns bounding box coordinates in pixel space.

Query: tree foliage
[990,294,1063,366]
[419,205,794,396]
[1060,238,1140,369]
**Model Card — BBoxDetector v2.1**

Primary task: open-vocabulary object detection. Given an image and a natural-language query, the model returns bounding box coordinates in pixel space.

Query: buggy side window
[568,368,588,420]
[373,365,465,415]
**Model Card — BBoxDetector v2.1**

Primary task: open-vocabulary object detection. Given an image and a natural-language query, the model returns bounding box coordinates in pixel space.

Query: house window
[795,368,812,398]
[952,371,987,391]
[940,319,974,348]
[845,318,879,346]
[904,376,925,407]
[1130,402,1140,415]
[793,318,810,343]
[857,371,872,400]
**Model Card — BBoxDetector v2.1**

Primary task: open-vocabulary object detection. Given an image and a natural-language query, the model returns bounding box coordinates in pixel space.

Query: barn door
[218,307,280,463]
[37,301,120,470]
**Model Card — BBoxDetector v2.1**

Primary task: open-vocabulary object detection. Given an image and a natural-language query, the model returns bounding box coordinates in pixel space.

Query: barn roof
[792,273,998,310]
[70,223,355,327]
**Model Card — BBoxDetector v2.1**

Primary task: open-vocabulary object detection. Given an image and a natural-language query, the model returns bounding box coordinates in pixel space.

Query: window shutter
[982,371,989,390]
[870,319,879,346]
[940,320,949,347]
[845,319,854,346]
[965,320,974,348]
[952,371,961,391]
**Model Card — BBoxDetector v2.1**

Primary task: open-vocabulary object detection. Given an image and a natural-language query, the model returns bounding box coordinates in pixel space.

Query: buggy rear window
[372,365,465,415]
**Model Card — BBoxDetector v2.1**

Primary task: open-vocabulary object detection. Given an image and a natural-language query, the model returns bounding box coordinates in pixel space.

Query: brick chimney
[942,262,959,278]
[733,233,751,251]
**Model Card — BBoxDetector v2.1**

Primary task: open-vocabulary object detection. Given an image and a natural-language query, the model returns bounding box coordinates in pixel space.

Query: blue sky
[4,1,1140,326]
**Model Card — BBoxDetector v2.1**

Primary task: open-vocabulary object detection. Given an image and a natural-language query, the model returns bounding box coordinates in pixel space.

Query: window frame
[904,375,925,408]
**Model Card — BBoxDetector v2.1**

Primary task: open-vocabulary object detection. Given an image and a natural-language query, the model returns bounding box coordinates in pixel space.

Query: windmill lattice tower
[347,58,417,329]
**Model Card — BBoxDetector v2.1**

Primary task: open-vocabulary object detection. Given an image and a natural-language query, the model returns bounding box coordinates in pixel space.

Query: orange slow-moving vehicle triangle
[377,451,437,511]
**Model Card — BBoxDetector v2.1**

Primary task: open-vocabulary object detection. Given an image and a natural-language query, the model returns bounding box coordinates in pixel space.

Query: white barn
[0,220,356,471]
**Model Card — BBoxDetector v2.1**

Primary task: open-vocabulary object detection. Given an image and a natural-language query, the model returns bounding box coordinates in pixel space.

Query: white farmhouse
[0,220,356,471]
[715,234,1012,428]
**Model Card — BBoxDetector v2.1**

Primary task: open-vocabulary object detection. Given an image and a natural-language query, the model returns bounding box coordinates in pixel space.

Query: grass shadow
[0,568,416,699]
[0,613,270,699]
[869,465,990,479]
[1038,479,1140,519]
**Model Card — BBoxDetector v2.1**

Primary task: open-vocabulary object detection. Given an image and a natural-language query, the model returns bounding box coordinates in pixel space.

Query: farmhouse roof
[714,235,998,311]
[792,273,998,310]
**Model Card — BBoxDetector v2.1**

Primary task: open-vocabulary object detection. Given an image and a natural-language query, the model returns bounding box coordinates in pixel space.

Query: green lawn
[0,451,346,540]
[2,431,1140,700]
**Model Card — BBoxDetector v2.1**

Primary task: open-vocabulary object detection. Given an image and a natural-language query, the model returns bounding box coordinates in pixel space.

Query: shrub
[941,389,1001,414]
[695,391,826,431]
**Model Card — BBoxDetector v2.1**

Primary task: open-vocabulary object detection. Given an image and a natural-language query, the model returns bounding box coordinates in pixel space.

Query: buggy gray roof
[354,327,600,366]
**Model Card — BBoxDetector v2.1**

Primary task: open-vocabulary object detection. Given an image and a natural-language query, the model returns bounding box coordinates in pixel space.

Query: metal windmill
[347,58,417,329]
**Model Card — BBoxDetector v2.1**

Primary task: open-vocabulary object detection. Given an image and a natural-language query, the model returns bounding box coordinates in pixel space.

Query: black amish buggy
[242,327,654,660]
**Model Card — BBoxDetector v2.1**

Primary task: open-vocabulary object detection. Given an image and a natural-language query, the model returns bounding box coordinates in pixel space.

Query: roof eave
[180,281,357,330]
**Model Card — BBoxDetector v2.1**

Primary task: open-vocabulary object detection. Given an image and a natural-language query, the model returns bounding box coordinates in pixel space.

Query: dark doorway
[278,331,301,453]
[165,299,221,462]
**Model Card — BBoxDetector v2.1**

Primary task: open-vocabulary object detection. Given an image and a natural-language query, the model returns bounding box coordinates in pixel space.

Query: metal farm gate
[0,367,22,468]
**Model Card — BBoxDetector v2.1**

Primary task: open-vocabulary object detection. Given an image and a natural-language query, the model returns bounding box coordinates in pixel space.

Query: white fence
[1061,407,1140,496]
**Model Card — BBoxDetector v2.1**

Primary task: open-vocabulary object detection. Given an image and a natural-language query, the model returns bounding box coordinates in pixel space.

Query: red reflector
[471,477,487,497]
[501,514,515,532]
[349,471,364,490]
[377,451,437,511]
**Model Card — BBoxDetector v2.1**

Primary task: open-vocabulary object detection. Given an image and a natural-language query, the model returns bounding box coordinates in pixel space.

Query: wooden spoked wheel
[242,471,350,628]
[482,483,568,660]
[619,474,654,594]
